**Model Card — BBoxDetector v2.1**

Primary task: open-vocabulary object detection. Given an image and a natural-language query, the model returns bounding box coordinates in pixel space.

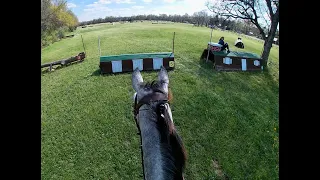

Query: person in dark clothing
[235,37,244,49]
[218,37,230,53]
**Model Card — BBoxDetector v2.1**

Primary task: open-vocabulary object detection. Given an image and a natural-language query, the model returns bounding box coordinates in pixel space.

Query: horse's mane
[143,81,186,180]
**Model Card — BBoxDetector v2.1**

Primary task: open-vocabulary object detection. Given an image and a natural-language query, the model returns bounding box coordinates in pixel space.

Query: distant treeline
[41,0,79,47]
[78,11,278,40]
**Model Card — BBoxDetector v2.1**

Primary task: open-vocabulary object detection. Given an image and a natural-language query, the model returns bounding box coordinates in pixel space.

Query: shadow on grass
[91,68,175,77]
[91,69,102,76]
[91,69,134,77]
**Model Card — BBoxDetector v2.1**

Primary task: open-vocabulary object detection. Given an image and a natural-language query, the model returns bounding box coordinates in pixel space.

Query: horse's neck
[138,107,166,180]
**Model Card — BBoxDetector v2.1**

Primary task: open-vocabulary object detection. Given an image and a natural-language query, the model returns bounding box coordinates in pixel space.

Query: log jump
[41,52,86,72]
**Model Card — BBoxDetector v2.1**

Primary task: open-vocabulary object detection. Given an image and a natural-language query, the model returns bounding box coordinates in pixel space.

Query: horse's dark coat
[132,68,186,180]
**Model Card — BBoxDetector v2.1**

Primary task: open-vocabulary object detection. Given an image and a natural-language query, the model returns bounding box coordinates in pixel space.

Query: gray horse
[132,67,187,180]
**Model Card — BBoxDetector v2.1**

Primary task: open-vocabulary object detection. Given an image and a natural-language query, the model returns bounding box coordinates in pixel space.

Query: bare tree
[206,0,279,67]
[193,10,210,26]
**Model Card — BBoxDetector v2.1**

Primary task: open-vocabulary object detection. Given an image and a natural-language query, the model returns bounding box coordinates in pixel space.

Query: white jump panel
[132,59,143,71]
[112,61,122,73]
[153,58,163,70]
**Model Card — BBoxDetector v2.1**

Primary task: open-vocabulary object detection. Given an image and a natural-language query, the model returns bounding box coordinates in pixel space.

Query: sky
[66,0,274,29]
[67,0,211,22]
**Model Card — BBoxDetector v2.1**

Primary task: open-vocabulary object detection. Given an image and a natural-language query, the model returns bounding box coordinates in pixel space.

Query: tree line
[41,0,79,47]
[78,11,278,41]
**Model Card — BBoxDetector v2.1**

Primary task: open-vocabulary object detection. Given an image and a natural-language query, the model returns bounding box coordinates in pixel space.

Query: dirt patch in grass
[212,159,229,180]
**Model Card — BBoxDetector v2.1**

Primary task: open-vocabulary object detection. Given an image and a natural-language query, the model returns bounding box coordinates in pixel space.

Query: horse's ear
[158,66,169,94]
[132,68,143,92]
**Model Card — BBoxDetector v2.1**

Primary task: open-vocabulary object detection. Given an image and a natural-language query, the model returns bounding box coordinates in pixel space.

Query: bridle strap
[134,91,168,120]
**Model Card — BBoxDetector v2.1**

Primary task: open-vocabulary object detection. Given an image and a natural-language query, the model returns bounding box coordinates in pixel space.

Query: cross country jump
[99,32,176,74]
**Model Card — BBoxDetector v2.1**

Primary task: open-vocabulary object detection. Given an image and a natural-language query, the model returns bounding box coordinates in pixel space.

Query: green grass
[41,22,279,180]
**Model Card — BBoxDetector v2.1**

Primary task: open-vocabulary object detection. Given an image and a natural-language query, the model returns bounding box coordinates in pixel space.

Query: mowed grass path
[41,22,279,180]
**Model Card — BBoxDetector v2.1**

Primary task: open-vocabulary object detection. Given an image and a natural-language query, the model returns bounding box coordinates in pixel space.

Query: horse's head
[132,66,170,103]
[131,67,186,180]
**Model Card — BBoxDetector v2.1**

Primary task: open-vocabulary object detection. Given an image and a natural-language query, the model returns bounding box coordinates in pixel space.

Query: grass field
[41,22,279,180]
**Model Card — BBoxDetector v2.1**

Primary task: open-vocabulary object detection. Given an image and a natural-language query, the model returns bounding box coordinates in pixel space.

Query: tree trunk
[261,36,274,67]
[261,9,279,67]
